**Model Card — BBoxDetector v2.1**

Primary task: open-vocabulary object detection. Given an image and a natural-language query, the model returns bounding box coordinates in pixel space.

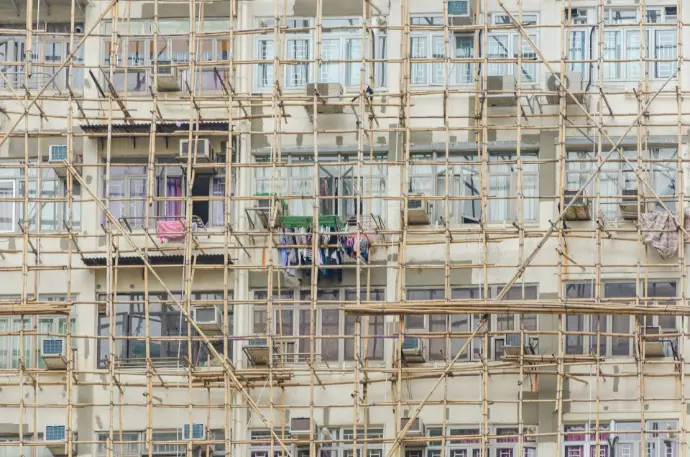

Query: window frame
[409,16,474,87]
[0,295,75,370]
[102,20,232,94]
[564,147,679,221]
[564,280,679,357]
[408,151,539,225]
[97,291,232,369]
[0,164,81,233]
[404,285,539,362]
[601,7,678,81]
[253,153,388,220]
[488,13,539,84]
[253,16,388,91]
[250,288,386,365]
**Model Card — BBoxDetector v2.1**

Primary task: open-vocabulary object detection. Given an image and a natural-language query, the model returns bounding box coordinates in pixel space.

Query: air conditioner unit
[48,145,71,178]
[183,424,205,441]
[244,338,277,366]
[49,145,68,162]
[305,83,344,116]
[546,72,584,105]
[448,0,474,25]
[180,139,214,164]
[407,195,430,225]
[562,189,591,221]
[290,418,318,439]
[619,188,644,220]
[192,306,224,336]
[45,425,68,457]
[41,338,68,370]
[401,337,425,363]
[643,326,666,357]
[486,75,517,107]
[503,334,537,357]
[400,417,425,437]
[156,60,181,91]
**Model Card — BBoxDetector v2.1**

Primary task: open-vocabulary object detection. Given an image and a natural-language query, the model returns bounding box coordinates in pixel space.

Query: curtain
[0,319,8,368]
[346,38,363,86]
[11,318,31,369]
[211,177,225,226]
[165,176,182,219]
[410,37,427,84]
[321,39,340,83]
[603,31,621,79]
[0,181,14,231]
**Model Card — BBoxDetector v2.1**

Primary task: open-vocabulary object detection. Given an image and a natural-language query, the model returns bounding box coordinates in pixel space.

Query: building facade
[0,0,687,457]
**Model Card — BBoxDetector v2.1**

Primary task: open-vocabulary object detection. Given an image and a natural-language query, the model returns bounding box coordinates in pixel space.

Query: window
[564,423,610,457]
[0,295,74,369]
[564,281,677,357]
[426,427,482,457]
[405,285,537,361]
[426,427,536,457]
[409,152,538,224]
[249,429,291,457]
[104,165,147,227]
[602,8,677,80]
[96,429,223,457]
[490,427,537,457]
[254,154,387,219]
[488,14,538,83]
[97,292,231,368]
[103,20,231,94]
[251,289,385,364]
[0,164,81,232]
[566,9,593,78]
[409,17,474,86]
[0,23,84,90]
[565,148,678,220]
[254,17,387,89]
[104,162,235,229]
[342,428,384,457]
[608,421,678,457]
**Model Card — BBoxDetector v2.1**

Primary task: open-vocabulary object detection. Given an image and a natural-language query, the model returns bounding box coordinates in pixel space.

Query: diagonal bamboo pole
[62,161,295,457]
[494,0,680,301]
[383,316,489,457]
[0,0,120,149]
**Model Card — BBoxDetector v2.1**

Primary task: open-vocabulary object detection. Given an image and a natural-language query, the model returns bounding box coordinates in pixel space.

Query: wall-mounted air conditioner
[41,339,68,370]
[448,0,475,26]
[643,326,666,357]
[182,424,205,441]
[486,75,517,107]
[407,195,430,225]
[546,72,584,105]
[400,417,425,437]
[619,188,644,220]
[401,337,425,363]
[45,425,68,457]
[305,83,344,117]
[192,306,224,336]
[290,418,318,439]
[562,189,591,221]
[156,60,181,91]
[244,338,277,366]
[49,145,68,163]
[180,139,214,163]
[503,334,537,357]
[48,145,71,178]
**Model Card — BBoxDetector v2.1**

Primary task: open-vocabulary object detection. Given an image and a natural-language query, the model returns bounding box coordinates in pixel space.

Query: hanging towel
[157,220,186,243]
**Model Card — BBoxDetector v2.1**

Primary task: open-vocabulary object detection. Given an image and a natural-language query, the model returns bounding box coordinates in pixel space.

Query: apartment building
[0,0,687,457]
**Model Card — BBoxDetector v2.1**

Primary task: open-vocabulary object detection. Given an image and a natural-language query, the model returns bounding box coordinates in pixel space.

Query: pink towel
[157,220,186,243]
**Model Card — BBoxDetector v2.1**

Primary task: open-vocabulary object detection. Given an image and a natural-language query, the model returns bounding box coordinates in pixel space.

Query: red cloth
[157,220,186,243]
